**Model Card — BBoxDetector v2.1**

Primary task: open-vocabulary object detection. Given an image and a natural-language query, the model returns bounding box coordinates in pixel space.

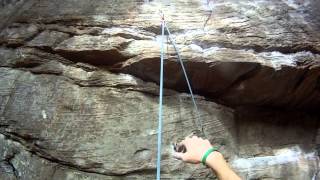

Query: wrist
[205,151,224,170]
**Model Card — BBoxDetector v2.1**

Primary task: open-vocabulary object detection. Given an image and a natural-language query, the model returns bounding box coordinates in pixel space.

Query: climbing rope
[156,12,205,180]
[203,0,214,29]
[164,23,205,137]
[156,12,165,180]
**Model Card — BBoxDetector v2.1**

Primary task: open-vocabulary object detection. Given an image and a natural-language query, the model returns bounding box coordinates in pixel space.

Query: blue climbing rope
[164,23,205,137]
[156,16,165,180]
[156,12,205,180]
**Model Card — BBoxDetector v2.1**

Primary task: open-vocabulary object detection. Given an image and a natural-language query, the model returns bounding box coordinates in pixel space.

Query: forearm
[206,152,241,180]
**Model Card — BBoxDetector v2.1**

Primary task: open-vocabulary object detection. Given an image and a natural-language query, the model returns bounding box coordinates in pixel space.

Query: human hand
[173,135,242,180]
[173,135,214,164]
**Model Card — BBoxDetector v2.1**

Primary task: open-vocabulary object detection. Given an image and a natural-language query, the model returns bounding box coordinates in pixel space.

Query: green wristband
[201,147,219,165]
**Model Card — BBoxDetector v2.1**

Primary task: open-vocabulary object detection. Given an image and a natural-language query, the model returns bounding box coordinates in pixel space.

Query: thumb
[173,152,185,160]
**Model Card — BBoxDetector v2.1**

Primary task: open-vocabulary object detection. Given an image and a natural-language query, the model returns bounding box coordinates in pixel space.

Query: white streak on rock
[189,44,203,52]
[42,110,47,120]
[258,51,297,70]
[232,148,317,171]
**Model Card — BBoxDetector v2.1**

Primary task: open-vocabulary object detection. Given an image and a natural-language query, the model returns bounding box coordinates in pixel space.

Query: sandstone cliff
[0,0,320,179]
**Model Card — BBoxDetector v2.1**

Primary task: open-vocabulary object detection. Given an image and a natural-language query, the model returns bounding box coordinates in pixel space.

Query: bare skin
[173,136,241,180]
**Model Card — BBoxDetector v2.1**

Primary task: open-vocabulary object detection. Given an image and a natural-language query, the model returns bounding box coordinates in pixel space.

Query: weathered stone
[0,24,39,46]
[0,47,72,68]
[0,0,320,179]
[1,66,319,179]
[121,44,320,109]
[0,67,235,179]
[54,35,133,66]
[232,108,320,179]
[27,30,70,49]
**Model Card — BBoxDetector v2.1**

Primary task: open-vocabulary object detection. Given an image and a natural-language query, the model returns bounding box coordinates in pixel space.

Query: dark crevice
[44,27,76,36]
[6,131,44,143]
[0,124,10,128]
[1,28,43,49]
[1,152,19,178]
[45,24,155,38]
[316,76,320,91]
[120,57,320,111]
[23,28,44,44]
[15,18,113,29]
[14,61,43,68]
[265,44,320,55]
[127,89,165,97]
[35,24,98,36]
[56,49,126,66]
[292,69,309,90]
[205,63,262,99]
[7,154,19,178]
[192,40,320,55]
[1,131,156,177]
[32,46,66,59]
[1,66,168,99]
[0,46,75,69]
[2,36,319,111]
[134,148,150,155]
[3,42,24,49]
[54,36,134,66]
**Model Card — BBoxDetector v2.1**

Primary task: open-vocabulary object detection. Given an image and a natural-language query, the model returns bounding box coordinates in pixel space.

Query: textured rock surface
[1,0,320,179]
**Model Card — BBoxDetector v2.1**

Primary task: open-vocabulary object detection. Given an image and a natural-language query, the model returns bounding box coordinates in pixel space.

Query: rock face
[0,0,320,179]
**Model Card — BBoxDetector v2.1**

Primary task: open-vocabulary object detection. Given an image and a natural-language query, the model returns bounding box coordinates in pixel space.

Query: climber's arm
[173,136,241,180]
[206,151,241,180]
